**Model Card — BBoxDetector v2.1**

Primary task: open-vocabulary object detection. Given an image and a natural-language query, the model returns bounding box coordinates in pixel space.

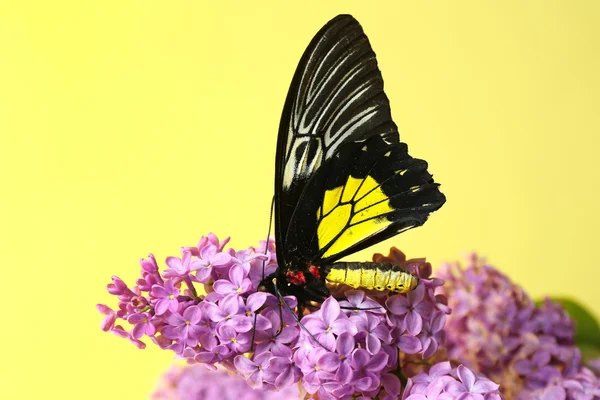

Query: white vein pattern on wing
[305,34,355,105]
[304,42,362,119]
[310,57,368,138]
[282,136,323,189]
[298,46,359,135]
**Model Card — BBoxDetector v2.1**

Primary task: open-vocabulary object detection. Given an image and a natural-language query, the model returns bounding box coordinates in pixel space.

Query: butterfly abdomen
[323,262,418,293]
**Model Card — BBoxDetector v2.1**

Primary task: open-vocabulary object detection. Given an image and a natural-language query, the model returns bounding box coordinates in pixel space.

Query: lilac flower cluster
[437,254,600,400]
[151,364,298,400]
[99,235,490,399]
[402,361,501,400]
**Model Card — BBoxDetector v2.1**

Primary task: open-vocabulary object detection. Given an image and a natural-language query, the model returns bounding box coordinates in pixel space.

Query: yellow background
[1,1,599,398]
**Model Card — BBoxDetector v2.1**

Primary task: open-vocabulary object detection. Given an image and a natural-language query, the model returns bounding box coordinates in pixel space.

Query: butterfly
[257,14,446,313]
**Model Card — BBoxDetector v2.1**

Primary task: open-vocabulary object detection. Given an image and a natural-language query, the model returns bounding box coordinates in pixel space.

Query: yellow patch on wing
[317,175,394,258]
[320,186,344,216]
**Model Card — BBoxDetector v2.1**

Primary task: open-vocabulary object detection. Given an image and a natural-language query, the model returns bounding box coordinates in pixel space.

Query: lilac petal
[331,318,358,336]
[228,315,254,332]
[255,314,273,331]
[352,349,370,369]
[302,317,326,332]
[204,302,225,322]
[336,362,353,385]
[194,265,212,282]
[165,256,186,274]
[366,352,388,372]
[276,326,298,343]
[239,278,253,294]
[318,352,341,370]
[457,365,476,390]
[533,350,551,366]
[127,313,144,324]
[220,294,240,315]
[182,305,201,323]
[382,373,401,396]
[398,334,423,354]
[429,361,452,377]
[405,395,428,400]
[247,371,263,389]
[386,295,409,315]
[213,280,236,294]
[345,290,365,305]
[426,377,445,398]
[234,356,255,375]
[540,386,566,400]
[409,284,425,304]
[337,332,355,355]
[354,376,374,392]
[151,285,169,298]
[275,367,295,389]
[229,265,245,286]
[217,325,236,343]
[246,292,268,311]
[472,379,500,394]
[131,323,146,339]
[406,310,423,335]
[211,252,232,267]
[431,311,446,333]
[321,297,341,326]
[366,333,381,354]
[200,244,217,260]
[165,312,185,326]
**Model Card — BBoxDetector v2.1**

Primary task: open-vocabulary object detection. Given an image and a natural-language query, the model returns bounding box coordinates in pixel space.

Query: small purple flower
[263,295,298,327]
[445,365,501,399]
[194,334,231,364]
[418,311,447,359]
[234,352,275,389]
[340,289,385,317]
[190,244,232,283]
[351,312,391,354]
[204,294,244,328]
[386,284,432,335]
[254,311,299,356]
[268,346,302,390]
[317,332,356,385]
[213,264,253,296]
[351,349,389,392]
[97,304,116,332]
[217,324,251,353]
[162,305,204,346]
[296,348,333,385]
[150,280,180,315]
[301,297,357,351]
[128,311,157,339]
[163,251,192,278]
[515,350,562,386]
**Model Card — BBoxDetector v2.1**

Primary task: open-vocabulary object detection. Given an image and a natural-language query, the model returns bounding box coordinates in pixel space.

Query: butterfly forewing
[274,14,445,271]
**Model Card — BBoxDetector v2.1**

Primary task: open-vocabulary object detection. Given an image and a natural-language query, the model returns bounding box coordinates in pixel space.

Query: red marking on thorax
[308,265,321,279]
[286,271,306,285]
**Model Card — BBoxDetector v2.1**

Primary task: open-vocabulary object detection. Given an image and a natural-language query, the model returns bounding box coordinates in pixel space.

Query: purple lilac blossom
[151,364,299,399]
[98,237,460,398]
[401,361,502,400]
[437,253,599,400]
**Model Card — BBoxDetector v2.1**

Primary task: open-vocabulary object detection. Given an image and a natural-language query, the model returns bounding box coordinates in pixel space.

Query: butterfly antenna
[261,196,275,279]
[251,196,275,353]
[250,312,258,352]
[272,279,329,351]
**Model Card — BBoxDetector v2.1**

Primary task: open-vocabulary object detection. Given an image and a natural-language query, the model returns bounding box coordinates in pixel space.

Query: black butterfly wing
[275,15,445,268]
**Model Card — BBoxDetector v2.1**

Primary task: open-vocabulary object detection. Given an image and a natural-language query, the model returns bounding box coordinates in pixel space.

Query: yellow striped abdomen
[324,262,418,293]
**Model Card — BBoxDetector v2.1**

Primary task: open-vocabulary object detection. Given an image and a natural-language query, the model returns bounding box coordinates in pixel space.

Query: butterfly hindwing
[284,134,445,265]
